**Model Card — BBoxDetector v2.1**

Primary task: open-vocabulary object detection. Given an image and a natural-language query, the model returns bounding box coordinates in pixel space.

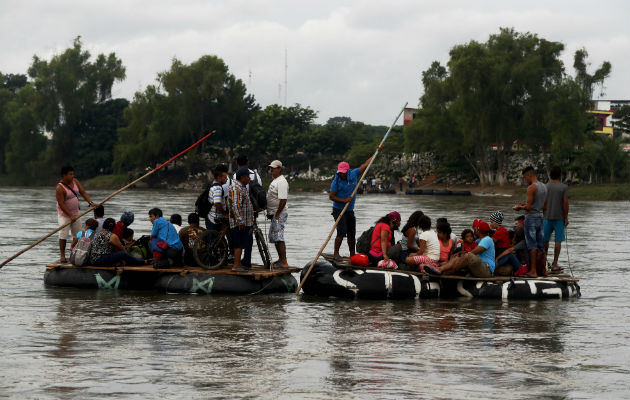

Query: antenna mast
[284,47,288,106]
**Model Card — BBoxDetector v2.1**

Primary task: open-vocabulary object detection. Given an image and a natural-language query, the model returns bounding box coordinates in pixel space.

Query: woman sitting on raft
[404,215,440,271]
[400,211,424,261]
[88,218,146,267]
[367,211,401,267]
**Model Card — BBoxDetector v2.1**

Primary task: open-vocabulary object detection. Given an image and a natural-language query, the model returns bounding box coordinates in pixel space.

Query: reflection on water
[0,187,628,399]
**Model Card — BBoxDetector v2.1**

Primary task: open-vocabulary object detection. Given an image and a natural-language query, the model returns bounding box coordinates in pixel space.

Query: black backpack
[195,183,222,216]
[356,226,378,254]
[249,171,267,212]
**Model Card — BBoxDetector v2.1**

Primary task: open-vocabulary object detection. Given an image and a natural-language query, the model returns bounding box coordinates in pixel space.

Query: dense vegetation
[0,30,628,186]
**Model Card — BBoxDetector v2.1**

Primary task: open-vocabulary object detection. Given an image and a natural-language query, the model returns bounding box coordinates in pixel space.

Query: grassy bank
[568,184,630,201]
[83,174,130,190]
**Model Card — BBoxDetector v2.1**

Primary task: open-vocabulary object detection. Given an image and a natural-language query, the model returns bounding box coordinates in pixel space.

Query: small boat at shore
[299,255,581,300]
[45,262,300,295]
[405,189,471,196]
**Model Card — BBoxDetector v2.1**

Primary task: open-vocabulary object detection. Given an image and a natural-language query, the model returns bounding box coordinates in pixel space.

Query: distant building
[588,100,630,137]
[403,107,417,125]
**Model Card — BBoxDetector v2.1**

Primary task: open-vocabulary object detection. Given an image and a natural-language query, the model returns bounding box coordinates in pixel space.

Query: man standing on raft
[329,146,383,260]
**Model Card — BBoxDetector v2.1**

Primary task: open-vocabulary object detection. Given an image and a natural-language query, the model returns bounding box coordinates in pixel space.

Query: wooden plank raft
[46,262,301,280]
[320,253,579,284]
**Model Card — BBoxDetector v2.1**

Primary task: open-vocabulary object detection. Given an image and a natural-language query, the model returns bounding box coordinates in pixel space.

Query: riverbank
[82,174,628,201]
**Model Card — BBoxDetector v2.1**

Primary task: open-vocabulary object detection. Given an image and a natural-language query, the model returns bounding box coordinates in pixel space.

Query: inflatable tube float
[299,261,440,299]
[439,277,581,300]
[44,263,299,295]
[366,189,396,194]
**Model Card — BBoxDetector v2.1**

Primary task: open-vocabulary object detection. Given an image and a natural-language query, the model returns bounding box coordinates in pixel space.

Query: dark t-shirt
[544,181,568,220]
[179,225,205,265]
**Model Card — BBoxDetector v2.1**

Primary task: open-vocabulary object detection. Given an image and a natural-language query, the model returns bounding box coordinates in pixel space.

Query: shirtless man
[56,166,94,263]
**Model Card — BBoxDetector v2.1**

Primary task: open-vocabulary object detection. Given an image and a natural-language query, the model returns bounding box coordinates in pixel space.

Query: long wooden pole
[0,130,216,269]
[295,103,407,294]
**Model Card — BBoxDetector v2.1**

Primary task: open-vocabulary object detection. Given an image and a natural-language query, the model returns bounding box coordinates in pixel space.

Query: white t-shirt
[233,168,262,193]
[419,229,440,261]
[266,175,289,214]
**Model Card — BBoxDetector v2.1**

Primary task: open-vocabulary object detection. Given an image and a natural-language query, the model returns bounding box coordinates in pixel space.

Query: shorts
[231,226,253,249]
[411,254,439,268]
[332,208,356,239]
[58,215,81,241]
[268,212,287,243]
[464,253,493,277]
[524,216,544,250]
[543,219,565,242]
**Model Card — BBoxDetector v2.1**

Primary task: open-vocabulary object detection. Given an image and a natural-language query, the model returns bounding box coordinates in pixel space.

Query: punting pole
[0,130,217,270]
[295,103,408,294]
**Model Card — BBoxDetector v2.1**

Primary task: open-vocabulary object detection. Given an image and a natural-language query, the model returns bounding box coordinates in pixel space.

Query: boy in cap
[489,211,521,275]
[229,167,254,272]
[329,145,383,259]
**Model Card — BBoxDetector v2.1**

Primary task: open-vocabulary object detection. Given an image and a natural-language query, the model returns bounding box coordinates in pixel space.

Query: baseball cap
[477,220,490,234]
[337,161,350,173]
[235,167,250,179]
[268,160,283,168]
[387,211,401,222]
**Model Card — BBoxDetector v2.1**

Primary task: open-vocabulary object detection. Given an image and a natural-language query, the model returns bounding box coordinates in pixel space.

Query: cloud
[0,0,627,124]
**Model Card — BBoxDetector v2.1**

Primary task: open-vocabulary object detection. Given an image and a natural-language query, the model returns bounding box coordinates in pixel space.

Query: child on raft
[404,215,440,271]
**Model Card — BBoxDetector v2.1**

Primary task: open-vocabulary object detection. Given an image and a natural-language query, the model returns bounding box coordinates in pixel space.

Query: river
[0,187,628,399]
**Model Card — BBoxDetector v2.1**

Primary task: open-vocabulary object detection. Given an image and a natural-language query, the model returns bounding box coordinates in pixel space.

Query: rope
[565,228,574,277]
[247,275,277,296]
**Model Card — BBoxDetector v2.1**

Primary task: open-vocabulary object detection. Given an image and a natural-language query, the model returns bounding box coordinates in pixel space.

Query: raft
[366,189,397,194]
[405,189,471,196]
[44,263,300,295]
[298,255,581,300]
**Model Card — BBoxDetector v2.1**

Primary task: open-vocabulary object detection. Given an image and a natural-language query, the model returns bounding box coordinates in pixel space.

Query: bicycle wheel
[193,229,228,270]
[254,227,272,269]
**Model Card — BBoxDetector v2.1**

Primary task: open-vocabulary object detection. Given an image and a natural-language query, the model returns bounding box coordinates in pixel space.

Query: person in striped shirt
[229,167,254,272]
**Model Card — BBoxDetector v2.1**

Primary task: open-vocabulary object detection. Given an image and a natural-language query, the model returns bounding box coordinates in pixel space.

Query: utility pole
[284,47,288,106]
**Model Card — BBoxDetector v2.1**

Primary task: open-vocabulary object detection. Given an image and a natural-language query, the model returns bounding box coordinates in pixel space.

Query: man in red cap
[430,220,495,277]
[329,147,382,259]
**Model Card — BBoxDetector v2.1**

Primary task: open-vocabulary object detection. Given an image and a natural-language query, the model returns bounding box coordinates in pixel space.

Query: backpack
[249,171,267,212]
[356,226,378,254]
[70,229,95,266]
[195,183,223,216]
[129,235,151,260]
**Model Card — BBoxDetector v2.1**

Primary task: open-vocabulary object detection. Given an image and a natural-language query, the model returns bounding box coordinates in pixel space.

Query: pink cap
[337,161,350,173]
[388,211,401,222]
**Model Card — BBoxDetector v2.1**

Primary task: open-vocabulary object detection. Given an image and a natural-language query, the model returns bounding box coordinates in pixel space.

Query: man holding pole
[56,166,94,263]
[329,146,383,259]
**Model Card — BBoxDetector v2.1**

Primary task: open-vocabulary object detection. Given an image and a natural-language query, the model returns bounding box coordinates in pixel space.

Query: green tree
[27,37,126,168]
[613,105,630,136]
[0,73,29,175]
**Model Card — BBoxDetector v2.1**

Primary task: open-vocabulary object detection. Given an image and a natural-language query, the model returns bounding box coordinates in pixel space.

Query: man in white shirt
[266,160,289,269]
[233,155,262,194]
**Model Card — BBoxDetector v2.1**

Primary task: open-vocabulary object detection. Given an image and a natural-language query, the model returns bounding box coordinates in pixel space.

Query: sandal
[273,262,289,269]
[423,265,441,275]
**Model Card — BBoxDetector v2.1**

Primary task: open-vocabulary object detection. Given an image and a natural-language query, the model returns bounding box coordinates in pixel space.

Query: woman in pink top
[367,211,401,266]
[437,221,454,264]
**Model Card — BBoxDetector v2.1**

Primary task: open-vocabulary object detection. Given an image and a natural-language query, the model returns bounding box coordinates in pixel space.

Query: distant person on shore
[543,166,569,273]
[89,218,145,267]
[513,166,547,278]
[170,214,182,233]
[405,215,440,271]
[179,213,205,266]
[433,220,495,277]
[329,145,383,259]
[112,211,134,237]
[230,167,255,272]
[56,165,95,263]
[93,205,105,233]
[266,160,289,269]
[148,208,183,267]
[398,177,403,192]
[362,179,367,192]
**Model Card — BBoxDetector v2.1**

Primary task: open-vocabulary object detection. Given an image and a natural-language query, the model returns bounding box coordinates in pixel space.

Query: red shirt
[112,221,124,237]
[369,222,391,256]
[462,241,477,252]
[492,226,510,250]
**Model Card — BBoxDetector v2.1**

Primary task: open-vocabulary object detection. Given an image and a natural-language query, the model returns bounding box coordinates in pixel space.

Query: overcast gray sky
[1,0,628,125]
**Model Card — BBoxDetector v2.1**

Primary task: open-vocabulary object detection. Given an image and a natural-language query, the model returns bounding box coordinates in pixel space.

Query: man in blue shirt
[329,147,382,259]
[432,220,495,277]
[149,207,183,268]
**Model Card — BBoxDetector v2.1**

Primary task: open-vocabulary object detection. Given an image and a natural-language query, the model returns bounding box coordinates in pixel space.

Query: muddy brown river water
[0,187,628,399]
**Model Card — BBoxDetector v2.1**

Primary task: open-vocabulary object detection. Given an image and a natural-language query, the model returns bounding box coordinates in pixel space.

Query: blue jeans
[496,252,521,273]
[524,216,544,250]
[95,252,145,266]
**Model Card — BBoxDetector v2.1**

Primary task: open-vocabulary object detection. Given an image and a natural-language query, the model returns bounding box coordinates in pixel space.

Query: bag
[387,242,402,262]
[195,183,223,217]
[356,226,378,254]
[249,171,267,212]
[350,253,369,267]
[70,229,95,266]
[377,259,398,270]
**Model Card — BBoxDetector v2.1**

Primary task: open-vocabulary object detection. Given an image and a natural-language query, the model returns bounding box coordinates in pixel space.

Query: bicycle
[192,216,271,270]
